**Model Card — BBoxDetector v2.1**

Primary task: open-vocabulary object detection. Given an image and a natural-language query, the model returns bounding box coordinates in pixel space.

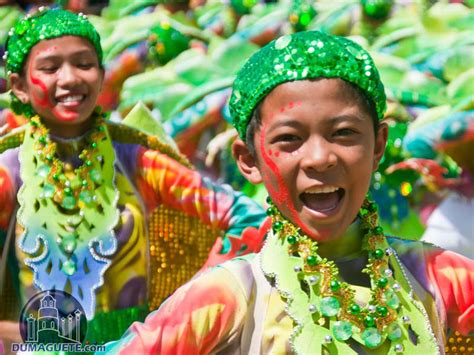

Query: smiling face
[10,36,103,137]
[234,79,387,243]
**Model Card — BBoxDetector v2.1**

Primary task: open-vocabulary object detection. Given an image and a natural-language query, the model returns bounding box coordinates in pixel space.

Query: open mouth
[300,186,345,214]
[56,94,86,107]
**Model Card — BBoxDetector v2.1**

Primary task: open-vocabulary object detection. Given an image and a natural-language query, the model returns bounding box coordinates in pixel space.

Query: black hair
[245,79,380,158]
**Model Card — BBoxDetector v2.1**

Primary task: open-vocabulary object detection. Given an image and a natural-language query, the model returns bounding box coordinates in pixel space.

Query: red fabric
[426,249,474,335]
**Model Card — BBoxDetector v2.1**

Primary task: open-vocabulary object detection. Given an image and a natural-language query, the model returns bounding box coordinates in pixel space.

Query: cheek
[28,73,54,109]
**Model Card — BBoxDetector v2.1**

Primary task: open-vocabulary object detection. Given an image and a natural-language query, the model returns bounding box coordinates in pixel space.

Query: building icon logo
[19,290,87,345]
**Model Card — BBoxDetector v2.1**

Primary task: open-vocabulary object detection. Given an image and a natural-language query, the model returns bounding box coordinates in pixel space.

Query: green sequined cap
[5,7,103,74]
[4,7,103,117]
[229,31,387,141]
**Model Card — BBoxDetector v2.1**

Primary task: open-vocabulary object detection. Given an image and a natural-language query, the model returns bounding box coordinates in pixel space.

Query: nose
[300,138,338,172]
[57,64,80,87]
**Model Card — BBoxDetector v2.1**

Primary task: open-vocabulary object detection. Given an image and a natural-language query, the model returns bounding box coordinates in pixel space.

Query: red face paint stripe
[259,123,314,236]
[29,60,51,108]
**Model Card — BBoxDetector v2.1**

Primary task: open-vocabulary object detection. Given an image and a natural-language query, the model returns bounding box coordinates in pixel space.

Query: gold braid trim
[106,122,192,169]
[0,126,26,154]
[0,123,191,169]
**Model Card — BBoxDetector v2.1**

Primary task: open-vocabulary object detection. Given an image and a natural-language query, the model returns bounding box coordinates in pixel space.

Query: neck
[315,219,363,260]
[46,119,94,139]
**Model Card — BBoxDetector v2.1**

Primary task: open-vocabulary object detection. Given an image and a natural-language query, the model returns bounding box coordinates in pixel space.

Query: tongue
[301,191,340,212]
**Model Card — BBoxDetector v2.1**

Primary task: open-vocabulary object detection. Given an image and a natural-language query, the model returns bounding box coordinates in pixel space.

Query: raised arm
[0,151,17,235]
[102,264,250,354]
[426,248,474,336]
[135,146,266,255]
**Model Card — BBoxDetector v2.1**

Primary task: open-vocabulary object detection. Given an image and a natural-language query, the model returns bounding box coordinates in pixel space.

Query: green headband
[5,7,103,74]
[229,31,387,141]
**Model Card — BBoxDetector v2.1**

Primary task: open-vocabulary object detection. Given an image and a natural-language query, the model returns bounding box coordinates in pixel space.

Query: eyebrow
[330,114,367,123]
[35,49,96,61]
[267,114,367,132]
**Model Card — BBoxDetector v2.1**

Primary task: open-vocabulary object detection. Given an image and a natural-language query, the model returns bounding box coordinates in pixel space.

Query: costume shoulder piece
[0,123,191,170]
[0,125,26,154]
[108,101,192,169]
[107,121,192,168]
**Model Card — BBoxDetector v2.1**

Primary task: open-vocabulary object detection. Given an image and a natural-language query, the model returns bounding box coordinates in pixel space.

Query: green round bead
[307,255,318,266]
[374,226,383,235]
[272,221,284,232]
[320,296,340,317]
[387,323,402,340]
[266,207,277,216]
[376,305,388,317]
[373,249,384,259]
[82,179,88,187]
[330,280,341,292]
[359,208,368,217]
[368,203,377,212]
[89,169,102,183]
[266,196,272,204]
[64,187,72,195]
[36,164,51,178]
[42,183,55,198]
[332,321,353,341]
[364,315,376,328]
[383,289,400,309]
[349,304,361,314]
[61,235,77,254]
[79,190,93,205]
[377,277,388,288]
[61,195,77,210]
[61,260,76,276]
[39,136,47,144]
[361,327,382,348]
[85,160,93,167]
[53,173,60,181]
[91,142,98,149]
[287,235,297,245]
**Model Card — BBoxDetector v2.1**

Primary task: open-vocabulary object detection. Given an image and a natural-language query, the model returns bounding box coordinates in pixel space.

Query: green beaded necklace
[29,111,106,211]
[17,110,119,318]
[261,197,439,354]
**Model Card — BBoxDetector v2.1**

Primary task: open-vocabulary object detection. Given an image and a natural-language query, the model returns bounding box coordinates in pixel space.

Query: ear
[372,121,388,171]
[232,138,263,184]
[99,67,105,88]
[9,73,30,104]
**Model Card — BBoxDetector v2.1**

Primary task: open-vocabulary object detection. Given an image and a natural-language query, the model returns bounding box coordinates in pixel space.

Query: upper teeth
[59,95,83,102]
[305,186,339,194]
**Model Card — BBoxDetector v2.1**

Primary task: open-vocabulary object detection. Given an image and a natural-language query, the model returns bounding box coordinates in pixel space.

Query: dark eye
[334,128,357,137]
[274,134,301,143]
[39,66,58,73]
[77,63,94,69]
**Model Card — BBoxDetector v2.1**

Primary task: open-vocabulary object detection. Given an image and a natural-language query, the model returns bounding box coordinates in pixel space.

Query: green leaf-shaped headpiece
[229,31,386,141]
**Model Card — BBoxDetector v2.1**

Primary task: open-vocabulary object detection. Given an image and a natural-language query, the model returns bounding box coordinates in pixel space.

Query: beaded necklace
[261,197,439,354]
[17,110,119,318]
[29,112,106,211]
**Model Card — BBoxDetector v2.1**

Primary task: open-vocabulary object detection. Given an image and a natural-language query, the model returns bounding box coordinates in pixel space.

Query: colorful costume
[103,30,474,354]
[0,8,265,344]
[102,216,473,354]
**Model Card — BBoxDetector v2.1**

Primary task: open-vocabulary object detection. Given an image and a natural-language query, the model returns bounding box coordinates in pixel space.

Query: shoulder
[388,236,473,291]
[107,121,192,168]
[0,125,26,154]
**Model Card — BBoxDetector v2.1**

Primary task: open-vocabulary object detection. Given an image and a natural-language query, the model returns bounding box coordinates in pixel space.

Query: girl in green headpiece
[0,7,266,347]
[103,31,473,354]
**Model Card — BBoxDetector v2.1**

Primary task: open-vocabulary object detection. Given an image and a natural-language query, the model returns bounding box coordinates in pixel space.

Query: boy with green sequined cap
[0,7,266,347]
[102,30,473,354]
